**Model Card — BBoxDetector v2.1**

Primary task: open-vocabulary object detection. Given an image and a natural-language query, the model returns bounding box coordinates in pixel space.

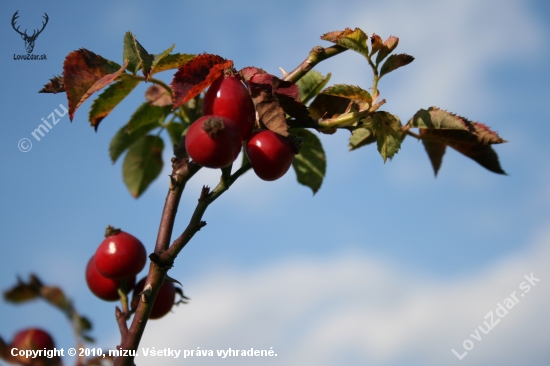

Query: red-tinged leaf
[418,123,506,145]
[370,34,383,56]
[239,66,265,82]
[448,142,506,174]
[376,36,399,65]
[145,84,172,107]
[420,127,507,174]
[322,84,372,106]
[408,107,469,130]
[63,49,126,121]
[39,75,65,93]
[171,54,233,109]
[379,54,414,78]
[308,93,352,120]
[321,28,369,57]
[277,81,301,101]
[421,138,446,176]
[89,74,140,129]
[152,53,195,75]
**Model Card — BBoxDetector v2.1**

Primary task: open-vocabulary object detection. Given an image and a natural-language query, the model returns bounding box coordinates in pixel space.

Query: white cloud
[133,228,550,365]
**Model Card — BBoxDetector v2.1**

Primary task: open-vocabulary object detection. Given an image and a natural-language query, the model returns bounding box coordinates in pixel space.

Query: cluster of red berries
[85,227,175,319]
[185,72,295,181]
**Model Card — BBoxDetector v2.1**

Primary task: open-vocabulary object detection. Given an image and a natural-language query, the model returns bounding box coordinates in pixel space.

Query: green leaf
[321,28,369,58]
[372,111,403,162]
[166,121,186,146]
[349,127,376,151]
[123,32,154,80]
[375,36,399,65]
[291,129,326,194]
[379,54,414,78]
[109,122,160,163]
[152,44,175,71]
[296,70,331,104]
[123,135,165,198]
[407,107,470,130]
[322,84,372,105]
[88,74,140,129]
[152,53,195,75]
[126,102,171,133]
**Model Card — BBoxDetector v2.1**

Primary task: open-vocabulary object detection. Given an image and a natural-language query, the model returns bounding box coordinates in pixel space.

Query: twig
[284,45,347,83]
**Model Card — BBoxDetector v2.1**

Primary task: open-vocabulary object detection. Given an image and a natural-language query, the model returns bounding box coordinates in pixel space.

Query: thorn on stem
[140,285,152,303]
[199,186,210,200]
[163,274,182,287]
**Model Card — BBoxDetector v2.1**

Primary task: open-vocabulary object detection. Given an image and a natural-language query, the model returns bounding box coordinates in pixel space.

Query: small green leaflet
[123,135,165,198]
[89,74,140,129]
[291,129,326,194]
[349,127,376,151]
[123,32,154,80]
[152,53,195,75]
[125,102,171,133]
[109,122,160,163]
[296,70,331,105]
[322,84,372,105]
[371,111,403,162]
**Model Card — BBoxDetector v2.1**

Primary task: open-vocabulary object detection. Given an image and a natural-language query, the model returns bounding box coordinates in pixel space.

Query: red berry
[86,256,136,301]
[131,278,175,319]
[246,130,295,181]
[203,74,256,140]
[94,230,146,280]
[185,115,242,168]
[11,328,60,365]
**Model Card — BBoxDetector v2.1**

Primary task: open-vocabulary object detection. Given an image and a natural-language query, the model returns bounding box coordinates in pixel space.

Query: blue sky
[1,0,549,365]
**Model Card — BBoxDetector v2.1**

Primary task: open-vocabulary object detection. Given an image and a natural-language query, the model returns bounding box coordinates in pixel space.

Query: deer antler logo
[12,11,49,54]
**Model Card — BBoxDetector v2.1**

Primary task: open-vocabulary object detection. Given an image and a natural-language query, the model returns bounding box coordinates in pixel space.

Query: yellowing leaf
[375,36,399,65]
[321,28,369,58]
